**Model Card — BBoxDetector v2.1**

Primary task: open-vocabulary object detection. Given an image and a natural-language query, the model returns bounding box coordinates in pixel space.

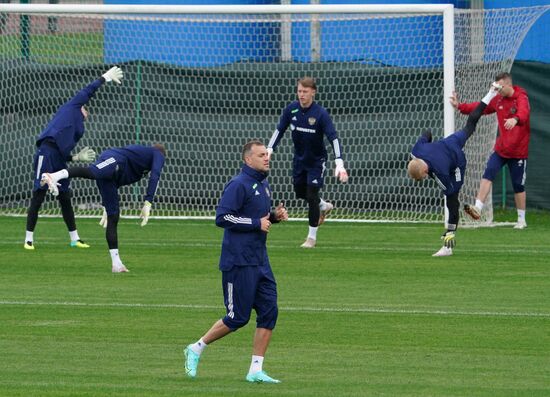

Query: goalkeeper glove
[99,207,108,228]
[334,158,349,183]
[140,200,152,227]
[441,231,456,249]
[72,147,96,162]
[102,66,123,84]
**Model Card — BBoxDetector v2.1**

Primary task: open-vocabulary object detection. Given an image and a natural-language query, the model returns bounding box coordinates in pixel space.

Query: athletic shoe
[318,202,334,225]
[245,370,281,384]
[432,246,453,257]
[491,82,503,93]
[514,220,527,229]
[40,173,59,196]
[70,239,90,248]
[112,263,129,273]
[23,241,35,250]
[463,204,481,221]
[300,238,316,248]
[184,346,200,378]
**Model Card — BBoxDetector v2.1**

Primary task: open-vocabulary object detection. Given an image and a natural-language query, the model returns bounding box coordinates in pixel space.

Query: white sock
[517,209,526,222]
[307,226,318,240]
[319,198,328,211]
[190,338,207,355]
[482,89,497,105]
[475,199,484,211]
[51,169,69,182]
[69,230,80,242]
[110,249,122,264]
[249,355,264,374]
[25,231,34,243]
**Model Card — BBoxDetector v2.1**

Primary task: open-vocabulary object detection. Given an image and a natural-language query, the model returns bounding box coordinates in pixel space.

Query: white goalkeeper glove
[102,66,123,84]
[266,147,273,160]
[441,231,456,249]
[72,146,96,162]
[334,158,349,183]
[99,206,108,228]
[140,200,152,227]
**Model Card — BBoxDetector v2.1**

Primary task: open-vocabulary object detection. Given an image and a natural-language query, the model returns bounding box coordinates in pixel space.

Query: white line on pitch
[0,300,548,318]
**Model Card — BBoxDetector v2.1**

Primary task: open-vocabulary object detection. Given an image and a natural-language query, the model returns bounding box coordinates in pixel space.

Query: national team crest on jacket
[308,117,316,126]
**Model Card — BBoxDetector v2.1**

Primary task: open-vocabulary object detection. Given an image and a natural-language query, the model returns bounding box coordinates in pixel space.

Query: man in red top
[450,72,531,229]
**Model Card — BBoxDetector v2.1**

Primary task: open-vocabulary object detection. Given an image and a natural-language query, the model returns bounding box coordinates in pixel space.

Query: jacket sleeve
[216,181,261,231]
[514,90,530,125]
[458,99,495,116]
[144,151,165,203]
[267,107,292,151]
[67,79,104,107]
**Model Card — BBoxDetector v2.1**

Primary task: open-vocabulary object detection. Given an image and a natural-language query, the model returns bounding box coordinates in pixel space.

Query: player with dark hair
[267,76,348,248]
[184,140,288,383]
[40,143,166,273]
[407,83,501,256]
[451,72,531,229]
[23,66,124,250]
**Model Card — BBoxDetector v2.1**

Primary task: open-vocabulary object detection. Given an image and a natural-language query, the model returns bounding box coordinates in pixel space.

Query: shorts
[483,152,527,193]
[221,264,278,330]
[32,144,70,192]
[293,159,326,188]
[90,153,121,215]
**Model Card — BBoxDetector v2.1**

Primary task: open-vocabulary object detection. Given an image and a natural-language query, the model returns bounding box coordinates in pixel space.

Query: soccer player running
[23,66,124,250]
[450,72,531,229]
[184,140,288,383]
[407,82,501,257]
[40,143,166,273]
[267,77,348,248]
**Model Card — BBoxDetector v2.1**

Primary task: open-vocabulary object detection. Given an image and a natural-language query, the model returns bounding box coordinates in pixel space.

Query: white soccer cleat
[432,246,453,257]
[491,82,503,93]
[464,204,481,221]
[112,263,129,273]
[40,173,59,196]
[300,238,316,249]
[318,202,334,225]
[513,220,527,230]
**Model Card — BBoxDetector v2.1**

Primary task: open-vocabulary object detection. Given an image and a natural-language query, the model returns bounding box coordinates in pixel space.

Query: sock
[110,249,122,264]
[69,230,80,242]
[249,355,264,374]
[517,209,526,222]
[482,89,497,105]
[190,338,207,355]
[25,230,34,243]
[51,169,69,182]
[475,199,484,211]
[307,226,318,240]
[319,198,328,211]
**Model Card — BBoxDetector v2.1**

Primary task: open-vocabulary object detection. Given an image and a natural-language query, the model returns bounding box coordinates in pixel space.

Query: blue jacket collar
[242,164,268,182]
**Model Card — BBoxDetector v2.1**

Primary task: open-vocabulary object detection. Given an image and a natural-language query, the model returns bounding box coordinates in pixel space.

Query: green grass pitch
[1,214,549,396]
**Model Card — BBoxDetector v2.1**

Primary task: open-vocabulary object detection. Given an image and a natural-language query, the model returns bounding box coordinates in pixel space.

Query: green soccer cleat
[23,241,35,250]
[70,239,90,248]
[245,370,281,384]
[184,346,200,378]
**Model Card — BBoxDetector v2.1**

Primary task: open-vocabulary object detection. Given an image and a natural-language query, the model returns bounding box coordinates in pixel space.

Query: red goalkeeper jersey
[457,85,531,159]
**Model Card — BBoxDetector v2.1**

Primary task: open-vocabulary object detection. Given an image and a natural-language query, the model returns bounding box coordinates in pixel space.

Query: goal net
[0,4,547,223]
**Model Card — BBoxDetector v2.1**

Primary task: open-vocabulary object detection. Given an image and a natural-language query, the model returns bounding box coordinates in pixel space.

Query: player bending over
[407,82,501,256]
[40,144,166,273]
[24,66,123,250]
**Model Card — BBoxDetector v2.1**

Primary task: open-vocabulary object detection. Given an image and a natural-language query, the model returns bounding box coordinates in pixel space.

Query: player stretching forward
[267,77,348,248]
[40,144,166,273]
[407,82,501,256]
[24,66,123,250]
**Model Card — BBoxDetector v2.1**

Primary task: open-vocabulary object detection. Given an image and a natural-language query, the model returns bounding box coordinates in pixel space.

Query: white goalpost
[0,3,547,224]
